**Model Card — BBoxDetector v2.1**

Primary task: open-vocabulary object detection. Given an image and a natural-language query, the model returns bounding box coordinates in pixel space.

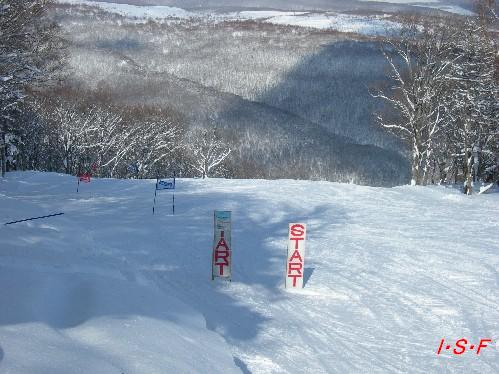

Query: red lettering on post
[289,249,303,263]
[289,237,304,249]
[216,238,229,251]
[287,259,303,287]
[288,275,302,287]
[214,231,230,276]
[287,223,306,288]
[290,224,305,237]
[288,262,303,275]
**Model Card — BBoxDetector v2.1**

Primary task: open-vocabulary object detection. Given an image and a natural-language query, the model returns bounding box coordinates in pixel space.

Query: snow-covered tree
[105,112,181,179]
[474,0,498,24]
[374,16,498,191]
[445,19,498,194]
[0,0,63,175]
[186,127,231,179]
[27,98,182,179]
[372,21,456,185]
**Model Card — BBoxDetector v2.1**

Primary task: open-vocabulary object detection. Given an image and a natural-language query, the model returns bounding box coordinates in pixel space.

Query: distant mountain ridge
[94,0,475,14]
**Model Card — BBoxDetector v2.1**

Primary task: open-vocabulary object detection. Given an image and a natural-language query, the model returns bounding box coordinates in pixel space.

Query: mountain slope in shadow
[103,64,409,186]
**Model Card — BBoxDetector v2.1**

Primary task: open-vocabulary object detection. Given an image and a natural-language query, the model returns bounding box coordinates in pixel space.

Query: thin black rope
[4,213,65,225]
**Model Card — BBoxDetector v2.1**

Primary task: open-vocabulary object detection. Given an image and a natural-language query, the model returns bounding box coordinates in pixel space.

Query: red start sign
[212,211,232,280]
[214,231,230,276]
[286,223,306,288]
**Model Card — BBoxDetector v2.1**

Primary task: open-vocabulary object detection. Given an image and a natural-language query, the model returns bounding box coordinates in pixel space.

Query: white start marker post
[212,211,232,281]
[286,223,306,288]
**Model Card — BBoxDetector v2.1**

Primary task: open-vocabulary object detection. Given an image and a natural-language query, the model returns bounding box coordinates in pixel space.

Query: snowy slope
[58,0,470,36]
[61,0,194,19]
[0,173,239,374]
[357,0,474,15]
[84,0,475,15]
[228,11,401,35]
[60,0,400,36]
[1,172,498,373]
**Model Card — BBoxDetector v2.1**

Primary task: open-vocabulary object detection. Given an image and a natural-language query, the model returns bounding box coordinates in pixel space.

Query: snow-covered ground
[228,11,401,35]
[258,13,400,35]
[1,172,498,373]
[58,0,469,36]
[358,0,474,16]
[61,0,194,19]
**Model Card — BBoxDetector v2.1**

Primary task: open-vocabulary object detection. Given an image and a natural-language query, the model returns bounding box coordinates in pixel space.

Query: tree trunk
[411,149,423,185]
[0,132,5,177]
[472,145,480,183]
[411,161,419,186]
[464,149,473,195]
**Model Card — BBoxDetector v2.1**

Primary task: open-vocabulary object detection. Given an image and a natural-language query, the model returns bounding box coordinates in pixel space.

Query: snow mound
[0,267,238,374]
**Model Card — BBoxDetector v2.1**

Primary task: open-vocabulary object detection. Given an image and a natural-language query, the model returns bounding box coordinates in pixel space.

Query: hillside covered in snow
[1,172,498,373]
[87,0,476,16]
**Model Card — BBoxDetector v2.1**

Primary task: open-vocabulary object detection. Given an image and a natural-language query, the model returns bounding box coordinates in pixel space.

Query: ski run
[0,171,498,373]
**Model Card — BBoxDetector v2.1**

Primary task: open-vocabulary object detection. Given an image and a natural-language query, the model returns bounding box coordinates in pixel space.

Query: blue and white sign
[153,175,176,215]
[157,179,175,190]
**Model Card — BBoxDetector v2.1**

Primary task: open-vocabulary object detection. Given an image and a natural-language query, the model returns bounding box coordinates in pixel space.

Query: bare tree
[186,127,231,179]
[113,117,181,179]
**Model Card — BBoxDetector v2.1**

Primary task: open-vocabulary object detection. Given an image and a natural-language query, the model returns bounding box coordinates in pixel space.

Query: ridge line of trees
[12,93,233,179]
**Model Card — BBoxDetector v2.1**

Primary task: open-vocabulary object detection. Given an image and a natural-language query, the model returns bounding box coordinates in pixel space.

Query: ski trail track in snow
[0,171,498,373]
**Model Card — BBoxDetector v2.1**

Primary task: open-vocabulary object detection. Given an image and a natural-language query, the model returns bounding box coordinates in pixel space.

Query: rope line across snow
[4,213,65,225]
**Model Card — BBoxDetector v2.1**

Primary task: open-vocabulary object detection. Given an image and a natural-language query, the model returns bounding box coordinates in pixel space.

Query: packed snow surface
[1,172,498,373]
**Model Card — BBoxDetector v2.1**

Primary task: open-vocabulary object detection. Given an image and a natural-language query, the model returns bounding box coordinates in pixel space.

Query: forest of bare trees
[9,89,235,179]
